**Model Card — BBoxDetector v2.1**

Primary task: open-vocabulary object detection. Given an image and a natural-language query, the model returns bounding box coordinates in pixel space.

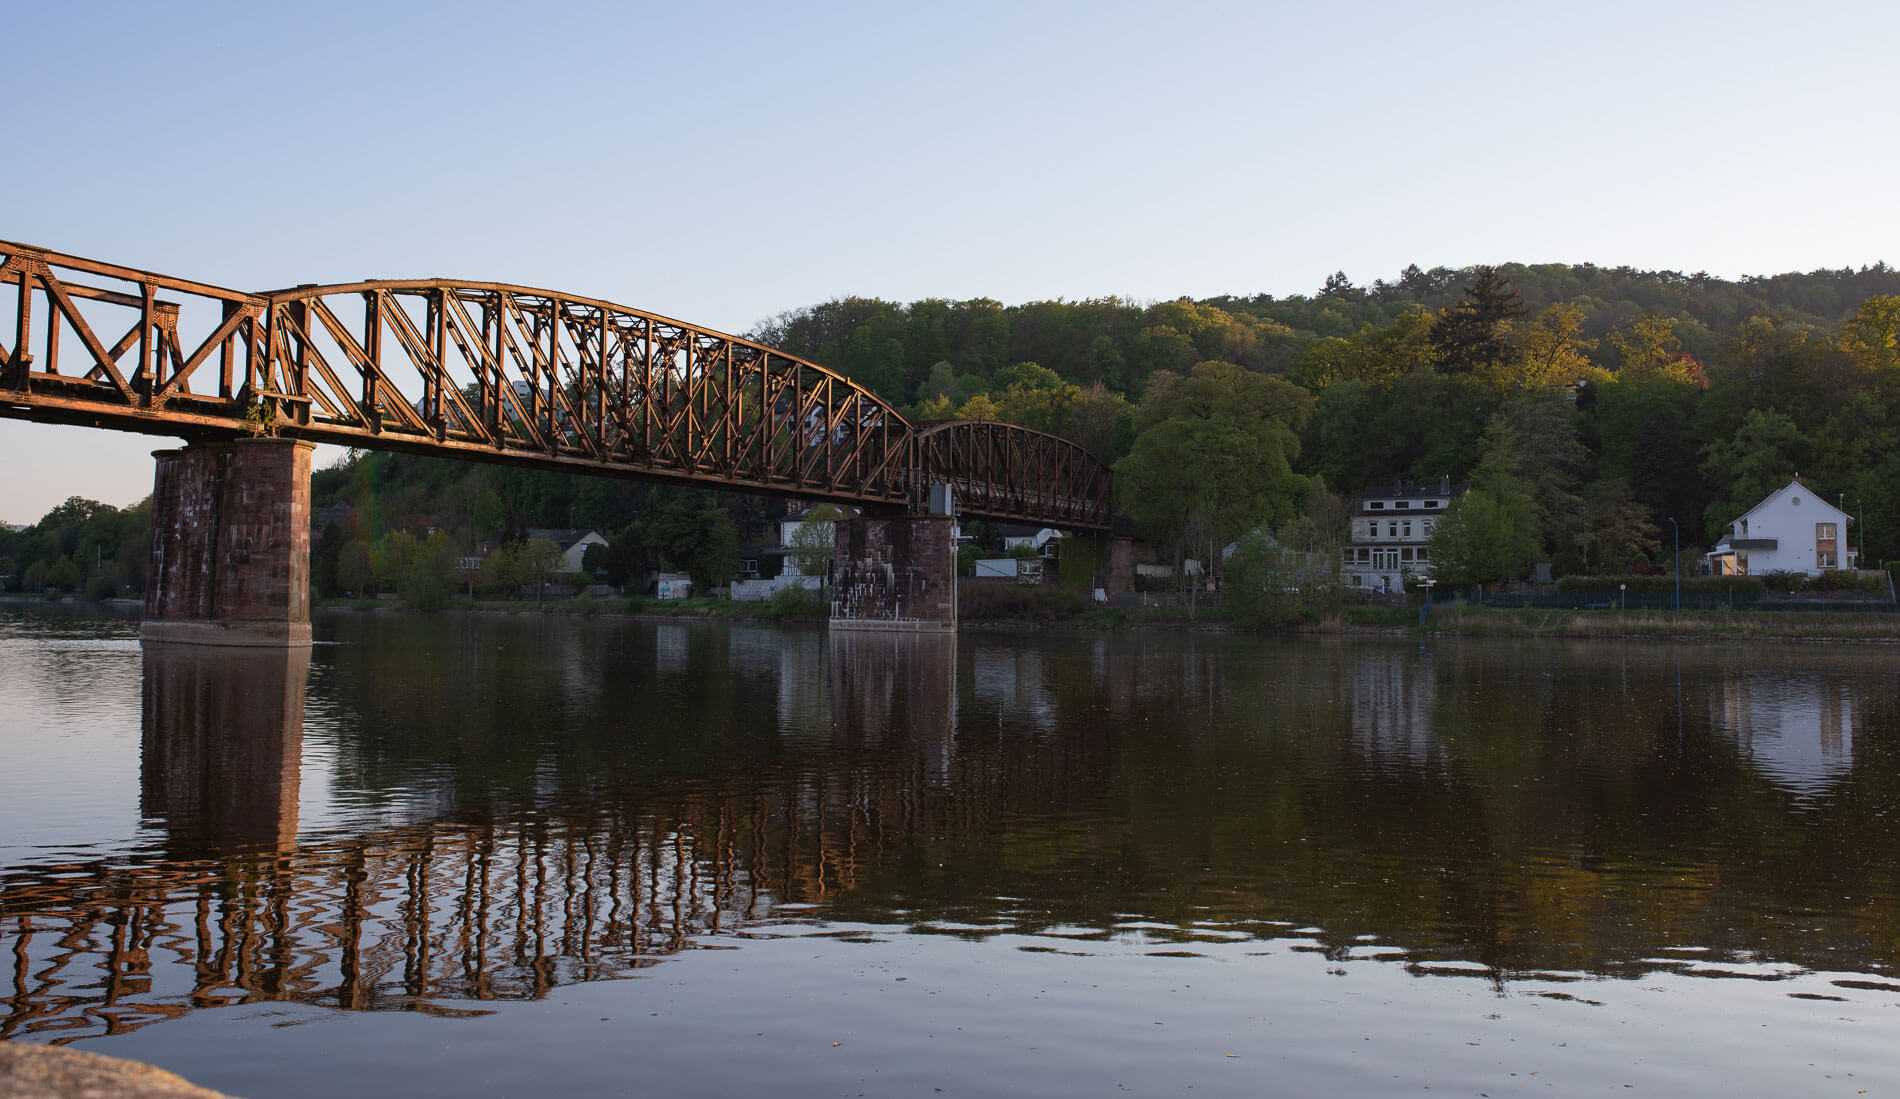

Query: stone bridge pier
[830,513,957,632]
[142,437,315,646]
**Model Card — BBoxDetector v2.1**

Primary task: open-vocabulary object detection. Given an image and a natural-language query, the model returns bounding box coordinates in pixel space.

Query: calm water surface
[3,607,1899,1096]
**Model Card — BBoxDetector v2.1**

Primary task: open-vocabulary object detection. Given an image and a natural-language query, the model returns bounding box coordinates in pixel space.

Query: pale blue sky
[3,0,1896,522]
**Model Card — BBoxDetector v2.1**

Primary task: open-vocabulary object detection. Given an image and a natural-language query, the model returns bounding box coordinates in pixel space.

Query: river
[2,607,1898,1096]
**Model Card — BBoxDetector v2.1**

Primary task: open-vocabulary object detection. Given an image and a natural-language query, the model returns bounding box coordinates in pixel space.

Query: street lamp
[1667,517,1680,610]
[1419,576,1436,626]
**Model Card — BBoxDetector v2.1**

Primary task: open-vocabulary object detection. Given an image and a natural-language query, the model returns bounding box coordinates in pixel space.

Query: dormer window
[1368,502,1385,510]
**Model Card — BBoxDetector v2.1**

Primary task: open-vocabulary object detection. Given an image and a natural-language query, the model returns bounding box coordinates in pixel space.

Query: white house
[524,528,610,575]
[1343,477,1465,592]
[995,523,1062,557]
[1706,479,1856,577]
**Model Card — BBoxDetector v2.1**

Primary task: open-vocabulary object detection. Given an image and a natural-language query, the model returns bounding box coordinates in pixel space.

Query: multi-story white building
[1706,478,1857,576]
[1343,478,1464,592]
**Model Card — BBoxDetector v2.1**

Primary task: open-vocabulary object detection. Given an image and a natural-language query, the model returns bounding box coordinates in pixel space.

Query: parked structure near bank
[1707,479,1857,577]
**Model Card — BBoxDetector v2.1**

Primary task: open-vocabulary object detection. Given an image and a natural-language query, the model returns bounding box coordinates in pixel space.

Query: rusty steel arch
[0,240,1114,527]
[258,278,915,507]
[910,419,1113,529]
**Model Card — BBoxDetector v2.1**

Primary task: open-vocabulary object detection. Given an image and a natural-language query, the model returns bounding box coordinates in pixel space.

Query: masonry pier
[142,438,315,647]
[830,514,958,632]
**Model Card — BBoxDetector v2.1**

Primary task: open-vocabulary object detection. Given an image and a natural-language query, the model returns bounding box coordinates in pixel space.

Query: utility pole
[1668,517,1680,610]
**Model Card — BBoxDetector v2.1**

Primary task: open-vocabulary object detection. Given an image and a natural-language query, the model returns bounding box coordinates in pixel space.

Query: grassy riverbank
[305,590,1900,642]
[1414,604,1900,641]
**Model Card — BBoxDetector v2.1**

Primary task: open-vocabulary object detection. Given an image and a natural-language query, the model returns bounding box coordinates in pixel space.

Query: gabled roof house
[1707,479,1855,577]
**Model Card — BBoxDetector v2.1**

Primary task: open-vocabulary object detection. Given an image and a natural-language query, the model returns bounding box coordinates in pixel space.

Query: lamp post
[1668,516,1680,610]
[1619,582,1626,611]
[1419,576,1436,626]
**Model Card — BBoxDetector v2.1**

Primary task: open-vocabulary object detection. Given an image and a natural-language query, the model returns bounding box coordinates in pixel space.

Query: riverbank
[1414,604,1900,642]
[299,595,1900,642]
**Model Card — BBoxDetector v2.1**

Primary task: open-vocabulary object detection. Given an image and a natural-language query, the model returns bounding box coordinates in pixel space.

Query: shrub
[959,583,1088,622]
[764,585,829,620]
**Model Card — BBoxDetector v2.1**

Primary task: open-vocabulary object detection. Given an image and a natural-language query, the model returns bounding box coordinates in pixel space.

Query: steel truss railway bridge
[0,240,1127,640]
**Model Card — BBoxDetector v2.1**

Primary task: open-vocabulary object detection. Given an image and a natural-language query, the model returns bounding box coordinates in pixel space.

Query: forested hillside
[4,261,1895,597]
[759,261,1900,576]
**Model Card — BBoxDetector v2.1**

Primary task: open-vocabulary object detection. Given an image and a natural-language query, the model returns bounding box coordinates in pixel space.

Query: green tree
[1115,362,1318,549]
[337,540,377,596]
[1579,479,1659,574]
[1426,490,1528,588]
[643,490,740,590]
[1700,409,1810,537]
[1838,294,1900,371]
[402,531,458,610]
[786,503,844,581]
[1224,531,1305,627]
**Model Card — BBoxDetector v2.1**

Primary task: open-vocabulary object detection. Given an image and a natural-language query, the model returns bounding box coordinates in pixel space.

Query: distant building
[1343,477,1465,592]
[993,523,1063,558]
[1706,479,1856,577]
[523,528,609,575]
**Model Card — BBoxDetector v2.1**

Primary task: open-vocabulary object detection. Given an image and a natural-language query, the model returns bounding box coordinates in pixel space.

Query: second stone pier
[829,514,957,632]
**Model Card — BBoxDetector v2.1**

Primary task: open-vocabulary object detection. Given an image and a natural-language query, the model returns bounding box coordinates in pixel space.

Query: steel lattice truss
[0,241,1112,529]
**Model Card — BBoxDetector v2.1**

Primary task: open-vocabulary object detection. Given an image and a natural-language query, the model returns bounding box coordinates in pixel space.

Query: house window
[1424,500,1439,509]
[1387,522,1398,538]
[1422,520,1433,534]
[1817,523,1836,540]
[1400,547,1414,561]
[1417,547,1429,561]
[1402,521,1412,538]
[1819,552,1838,568]
[1368,502,1385,510]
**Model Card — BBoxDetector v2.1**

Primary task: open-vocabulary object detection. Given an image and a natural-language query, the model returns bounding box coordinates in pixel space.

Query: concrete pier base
[830,514,957,632]
[141,438,315,646]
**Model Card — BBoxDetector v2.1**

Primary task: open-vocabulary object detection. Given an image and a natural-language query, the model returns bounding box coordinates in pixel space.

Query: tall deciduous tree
[1115,362,1317,550]
[1512,303,1596,389]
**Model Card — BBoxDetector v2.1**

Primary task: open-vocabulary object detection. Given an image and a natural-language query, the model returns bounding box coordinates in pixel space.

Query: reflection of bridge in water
[6,635,1900,1044]
[2,633,1115,1041]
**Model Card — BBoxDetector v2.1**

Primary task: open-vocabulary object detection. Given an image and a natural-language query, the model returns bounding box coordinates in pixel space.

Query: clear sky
[3,0,1896,523]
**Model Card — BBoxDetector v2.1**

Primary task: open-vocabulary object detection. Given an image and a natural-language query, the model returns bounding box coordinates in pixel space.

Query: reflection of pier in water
[1,632,1112,1043]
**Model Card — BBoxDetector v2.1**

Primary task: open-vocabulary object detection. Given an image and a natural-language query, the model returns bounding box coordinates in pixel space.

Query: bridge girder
[0,241,1113,529]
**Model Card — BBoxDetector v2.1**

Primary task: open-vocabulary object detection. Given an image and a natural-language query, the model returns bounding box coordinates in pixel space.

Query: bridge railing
[0,240,266,433]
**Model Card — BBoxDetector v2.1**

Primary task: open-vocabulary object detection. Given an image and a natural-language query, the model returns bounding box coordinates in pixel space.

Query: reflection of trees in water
[5,631,1900,1045]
